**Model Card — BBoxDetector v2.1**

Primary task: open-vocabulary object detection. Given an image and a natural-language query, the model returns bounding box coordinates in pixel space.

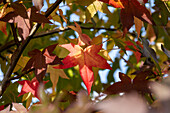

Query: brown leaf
[23,44,62,82]
[134,17,143,38]
[104,72,152,94]
[0,3,51,40]
[29,7,52,24]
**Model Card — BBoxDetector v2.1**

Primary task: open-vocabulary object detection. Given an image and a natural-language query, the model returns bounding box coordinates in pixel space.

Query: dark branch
[10,23,20,47]
[0,26,118,53]
[0,0,63,96]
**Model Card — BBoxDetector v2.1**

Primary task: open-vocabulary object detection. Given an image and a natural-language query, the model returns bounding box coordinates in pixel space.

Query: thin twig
[0,0,63,96]
[0,26,118,53]
[8,68,35,81]
[10,23,20,47]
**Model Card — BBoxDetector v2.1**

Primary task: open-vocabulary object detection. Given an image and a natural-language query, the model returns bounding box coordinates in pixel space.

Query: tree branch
[0,0,63,96]
[10,23,20,47]
[31,26,118,38]
[8,68,35,81]
[0,26,118,53]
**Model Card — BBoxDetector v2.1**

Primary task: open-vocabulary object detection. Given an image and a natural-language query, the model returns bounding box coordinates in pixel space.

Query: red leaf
[0,105,4,111]
[17,77,48,99]
[54,43,112,94]
[99,0,126,8]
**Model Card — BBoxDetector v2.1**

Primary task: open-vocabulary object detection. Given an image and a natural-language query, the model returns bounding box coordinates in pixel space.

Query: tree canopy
[0,0,170,113]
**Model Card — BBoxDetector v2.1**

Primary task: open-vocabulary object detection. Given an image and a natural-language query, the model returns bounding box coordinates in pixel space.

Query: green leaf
[0,82,22,105]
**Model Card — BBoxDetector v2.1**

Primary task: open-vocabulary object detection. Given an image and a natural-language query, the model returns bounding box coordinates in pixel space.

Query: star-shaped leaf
[99,0,154,34]
[17,77,48,99]
[104,72,152,94]
[23,44,62,82]
[47,65,69,91]
[54,43,112,94]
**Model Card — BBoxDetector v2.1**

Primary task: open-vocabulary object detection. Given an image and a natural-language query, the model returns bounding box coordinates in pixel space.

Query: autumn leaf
[23,44,62,82]
[54,43,112,94]
[13,56,30,72]
[17,77,48,99]
[0,2,51,40]
[47,65,69,91]
[99,0,154,34]
[68,22,92,46]
[104,72,152,95]
[134,17,143,38]
[0,21,7,35]
[0,105,4,111]
[99,0,125,8]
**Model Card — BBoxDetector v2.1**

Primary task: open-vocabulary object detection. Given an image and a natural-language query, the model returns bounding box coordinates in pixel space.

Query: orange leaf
[0,21,7,35]
[99,0,125,8]
[54,43,112,94]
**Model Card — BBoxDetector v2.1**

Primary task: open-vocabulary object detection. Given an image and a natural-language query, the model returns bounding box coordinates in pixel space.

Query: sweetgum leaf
[54,43,112,94]
[99,0,154,34]
[105,72,152,94]
[17,77,48,99]
[23,44,62,82]
[47,65,69,91]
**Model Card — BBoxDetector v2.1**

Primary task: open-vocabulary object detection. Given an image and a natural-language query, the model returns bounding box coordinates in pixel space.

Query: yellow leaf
[92,35,103,45]
[22,92,33,109]
[98,49,113,62]
[85,1,104,22]
[47,65,69,90]
[13,56,30,72]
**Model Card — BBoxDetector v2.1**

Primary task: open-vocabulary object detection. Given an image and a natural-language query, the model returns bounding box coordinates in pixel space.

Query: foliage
[0,0,169,112]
